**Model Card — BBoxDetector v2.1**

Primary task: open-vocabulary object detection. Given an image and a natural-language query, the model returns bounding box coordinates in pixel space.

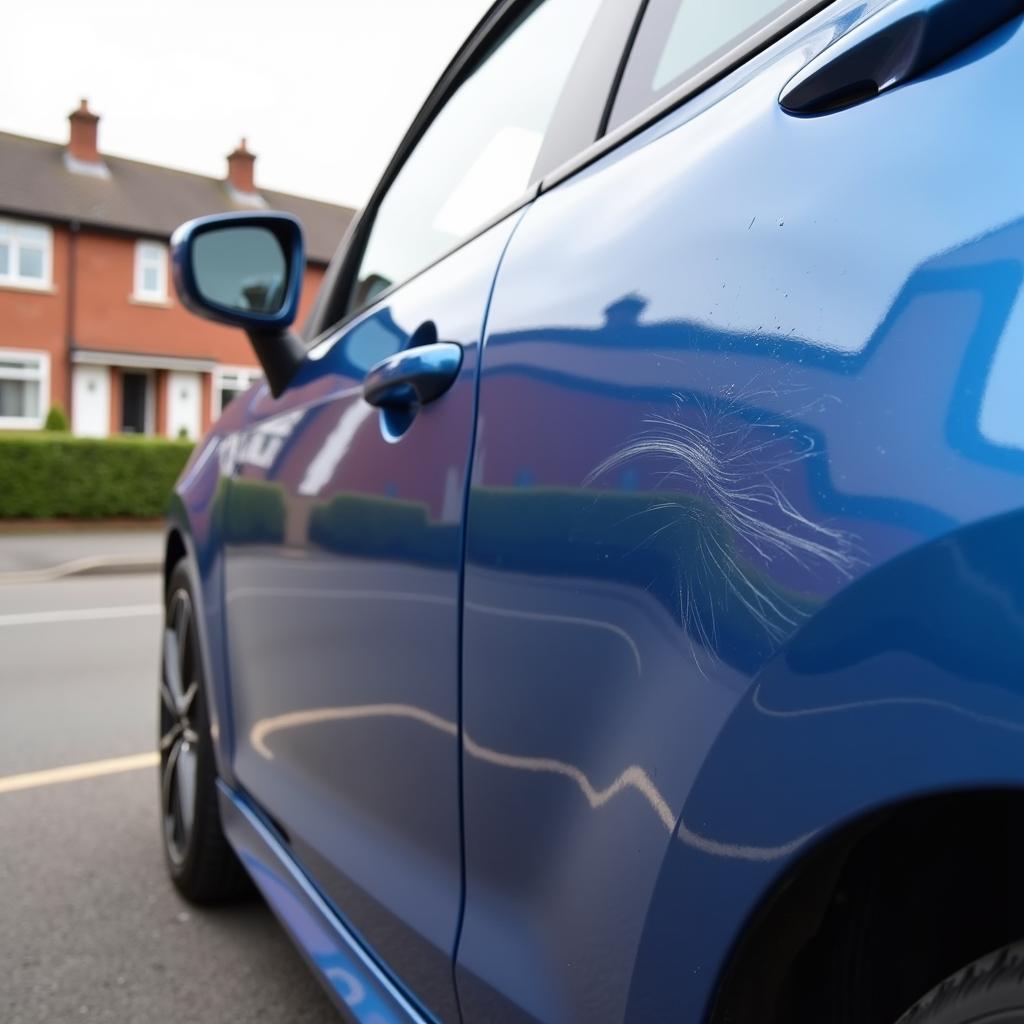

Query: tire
[897,943,1024,1023]
[159,559,249,903]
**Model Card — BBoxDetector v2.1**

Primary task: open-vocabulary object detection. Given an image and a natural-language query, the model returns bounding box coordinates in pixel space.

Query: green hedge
[305,485,823,673]
[309,491,458,564]
[0,433,194,518]
[223,478,287,544]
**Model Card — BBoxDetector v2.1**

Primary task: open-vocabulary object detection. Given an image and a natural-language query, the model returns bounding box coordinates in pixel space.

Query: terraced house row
[0,100,354,437]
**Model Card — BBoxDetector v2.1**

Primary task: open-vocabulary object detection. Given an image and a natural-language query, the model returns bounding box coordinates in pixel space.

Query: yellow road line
[0,751,159,795]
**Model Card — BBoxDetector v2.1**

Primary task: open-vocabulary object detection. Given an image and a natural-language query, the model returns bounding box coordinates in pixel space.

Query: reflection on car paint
[453,13,1024,1021]
[214,217,523,1024]
[222,790,411,1024]
[247,856,399,1022]
[164,3,1024,1022]
[247,698,817,861]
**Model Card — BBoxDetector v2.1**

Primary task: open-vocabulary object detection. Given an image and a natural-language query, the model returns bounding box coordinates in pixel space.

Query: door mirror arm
[171,211,307,397]
[246,327,308,398]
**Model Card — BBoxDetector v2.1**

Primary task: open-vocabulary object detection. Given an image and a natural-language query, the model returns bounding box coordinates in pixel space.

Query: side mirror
[170,212,307,397]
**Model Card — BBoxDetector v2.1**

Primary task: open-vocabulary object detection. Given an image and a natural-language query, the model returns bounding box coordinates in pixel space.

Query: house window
[0,220,52,289]
[133,241,168,302]
[214,366,262,417]
[0,350,49,428]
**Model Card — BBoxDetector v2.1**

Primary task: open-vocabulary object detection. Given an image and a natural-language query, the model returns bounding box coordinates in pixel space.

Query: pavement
[0,526,164,582]
[0,557,339,1022]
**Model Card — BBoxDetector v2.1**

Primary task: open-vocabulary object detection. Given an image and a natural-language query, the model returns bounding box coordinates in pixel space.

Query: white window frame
[0,348,50,429]
[212,365,263,419]
[133,240,168,303]
[0,219,53,290]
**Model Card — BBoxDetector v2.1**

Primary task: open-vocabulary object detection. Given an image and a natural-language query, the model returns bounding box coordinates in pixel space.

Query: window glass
[0,351,47,425]
[219,386,245,413]
[18,245,43,280]
[0,219,51,288]
[134,241,167,300]
[215,367,262,416]
[610,0,799,127]
[18,224,47,247]
[0,379,39,418]
[349,0,603,315]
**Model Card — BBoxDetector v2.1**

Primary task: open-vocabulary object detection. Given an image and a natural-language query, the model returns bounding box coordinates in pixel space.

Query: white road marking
[0,604,162,628]
[0,752,159,795]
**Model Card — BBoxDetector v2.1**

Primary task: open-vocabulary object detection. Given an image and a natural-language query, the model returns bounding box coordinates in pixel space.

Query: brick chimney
[68,98,101,165]
[227,138,257,195]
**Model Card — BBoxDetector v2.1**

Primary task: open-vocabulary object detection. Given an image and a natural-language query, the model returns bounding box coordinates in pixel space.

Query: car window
[609,0,807,129]
[348,0,603,316]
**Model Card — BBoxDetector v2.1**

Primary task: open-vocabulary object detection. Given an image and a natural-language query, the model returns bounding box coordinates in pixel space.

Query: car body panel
[166,392,254,790]
[218,782,430,1024]
[209,213,524,1024]
[164,1,1024,1022]
[456,2,1024,1021]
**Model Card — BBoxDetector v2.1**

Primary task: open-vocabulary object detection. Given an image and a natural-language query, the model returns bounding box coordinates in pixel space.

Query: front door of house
[167,371,201,440]
[71,365,109,437]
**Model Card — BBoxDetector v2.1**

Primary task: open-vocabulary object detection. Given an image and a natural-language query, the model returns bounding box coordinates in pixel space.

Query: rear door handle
[362,341,463,409]
[780,0,1024,115]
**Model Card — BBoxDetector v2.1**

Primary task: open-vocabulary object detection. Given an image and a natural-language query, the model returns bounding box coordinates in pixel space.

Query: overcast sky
[1,0,494,210]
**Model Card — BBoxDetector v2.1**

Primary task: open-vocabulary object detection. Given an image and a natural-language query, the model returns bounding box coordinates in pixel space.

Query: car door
[457,0,1024,1021]
[217,1,613,1020]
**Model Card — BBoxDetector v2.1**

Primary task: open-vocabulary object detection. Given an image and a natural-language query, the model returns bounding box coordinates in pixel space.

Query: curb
[0,555,162,585]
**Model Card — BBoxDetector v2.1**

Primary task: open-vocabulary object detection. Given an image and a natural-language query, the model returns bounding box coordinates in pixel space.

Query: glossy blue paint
[218,782,430,1024]
[209,213,523,1024]
[456,2,1024,1021]
[362,341,464,410]
[164,0,1024,1021]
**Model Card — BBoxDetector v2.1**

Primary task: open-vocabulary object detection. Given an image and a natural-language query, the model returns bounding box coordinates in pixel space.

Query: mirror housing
[170,212,307,397]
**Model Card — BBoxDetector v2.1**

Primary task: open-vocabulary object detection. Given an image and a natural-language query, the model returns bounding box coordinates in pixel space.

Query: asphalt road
[0,573,339,1023]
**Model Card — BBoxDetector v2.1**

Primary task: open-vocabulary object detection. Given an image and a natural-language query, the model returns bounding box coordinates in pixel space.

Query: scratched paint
[585,385,861,663]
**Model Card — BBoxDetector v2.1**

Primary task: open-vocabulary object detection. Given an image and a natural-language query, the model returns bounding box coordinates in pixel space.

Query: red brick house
[0,100,355,438]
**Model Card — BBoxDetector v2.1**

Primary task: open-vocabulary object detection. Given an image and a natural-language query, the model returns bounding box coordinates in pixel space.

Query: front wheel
[159,559,249,903]
[897,943,1024,1023]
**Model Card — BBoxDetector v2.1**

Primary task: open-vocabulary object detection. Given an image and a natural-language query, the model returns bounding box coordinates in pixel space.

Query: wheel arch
[623,508,1024,1023]
[163,457,235,787]
[164,526,187,594]
[708,786,1024,1023]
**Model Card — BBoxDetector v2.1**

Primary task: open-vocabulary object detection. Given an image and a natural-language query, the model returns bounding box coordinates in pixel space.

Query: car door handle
[780,0,1024,115]
[362,341,464,409]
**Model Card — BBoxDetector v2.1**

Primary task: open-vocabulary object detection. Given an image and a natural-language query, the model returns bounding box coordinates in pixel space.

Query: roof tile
[0,130,356,264]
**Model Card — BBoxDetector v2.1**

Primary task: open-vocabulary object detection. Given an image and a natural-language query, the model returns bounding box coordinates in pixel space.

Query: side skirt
[217,781,433,1024]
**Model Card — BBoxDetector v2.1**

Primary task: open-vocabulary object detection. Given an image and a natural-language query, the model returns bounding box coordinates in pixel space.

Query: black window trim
[597,0,652,137]
[540,0,836,193]
[305,0,641,345]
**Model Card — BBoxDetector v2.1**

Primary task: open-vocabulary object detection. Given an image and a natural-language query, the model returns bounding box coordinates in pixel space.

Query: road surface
[0,573,338,1023]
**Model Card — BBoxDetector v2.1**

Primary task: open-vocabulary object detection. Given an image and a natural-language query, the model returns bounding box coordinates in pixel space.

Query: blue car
[160,1,1024,1020]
